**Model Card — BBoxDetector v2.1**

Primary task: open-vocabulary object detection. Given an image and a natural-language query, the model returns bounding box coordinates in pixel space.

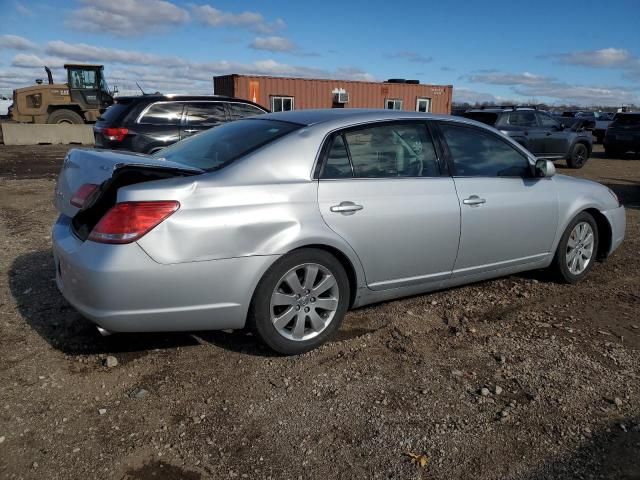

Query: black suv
[604,112,640,156]
[463,106,593,168]
[94,95,268,154]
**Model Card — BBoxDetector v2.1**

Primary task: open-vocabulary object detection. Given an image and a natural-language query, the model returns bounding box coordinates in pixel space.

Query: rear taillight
[102,127,128,142]
[88,201,179,244]
[70,183,99,208]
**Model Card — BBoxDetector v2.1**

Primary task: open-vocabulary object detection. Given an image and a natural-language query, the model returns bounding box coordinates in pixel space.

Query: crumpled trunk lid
[54,148,203,218]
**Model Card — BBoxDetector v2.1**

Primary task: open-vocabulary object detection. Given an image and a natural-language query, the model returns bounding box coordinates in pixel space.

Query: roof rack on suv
[479,105,540,111]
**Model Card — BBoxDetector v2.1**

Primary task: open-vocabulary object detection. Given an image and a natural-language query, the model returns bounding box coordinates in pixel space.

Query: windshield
[152,119,302,171]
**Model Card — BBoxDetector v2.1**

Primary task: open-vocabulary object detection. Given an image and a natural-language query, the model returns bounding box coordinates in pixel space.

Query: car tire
[566,143,589,168]
[47,109,84,125]
[551,212,599,284]
[248,248,350,355]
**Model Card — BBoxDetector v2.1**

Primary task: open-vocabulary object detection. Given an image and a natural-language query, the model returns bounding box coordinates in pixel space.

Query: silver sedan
[52,110,625,354]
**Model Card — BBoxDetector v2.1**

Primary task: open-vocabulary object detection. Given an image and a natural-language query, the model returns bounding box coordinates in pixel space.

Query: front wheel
[567,143,589,169]
[551,212,599,284]
[248,249,350,355]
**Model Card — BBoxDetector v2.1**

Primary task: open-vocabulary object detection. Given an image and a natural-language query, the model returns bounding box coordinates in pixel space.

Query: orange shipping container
[214,74,452,114]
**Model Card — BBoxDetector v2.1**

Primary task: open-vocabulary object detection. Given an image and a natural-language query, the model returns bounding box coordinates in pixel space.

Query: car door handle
[330,201,363,215]
[462,195,486,206]
[183,129,198,133]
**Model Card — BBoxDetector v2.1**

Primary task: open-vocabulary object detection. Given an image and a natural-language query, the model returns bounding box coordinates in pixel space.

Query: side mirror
[535,159,556,178]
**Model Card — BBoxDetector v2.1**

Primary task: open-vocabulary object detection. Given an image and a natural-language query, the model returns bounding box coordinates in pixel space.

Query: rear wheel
[47,109,84,125]
[567,143,589,168]
[551,212,599,284]
[248,248,349,355]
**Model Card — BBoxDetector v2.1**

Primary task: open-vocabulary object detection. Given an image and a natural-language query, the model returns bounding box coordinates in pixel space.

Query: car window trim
[136,100,267,125]
[315,119,447,180]
[433,120,535,179]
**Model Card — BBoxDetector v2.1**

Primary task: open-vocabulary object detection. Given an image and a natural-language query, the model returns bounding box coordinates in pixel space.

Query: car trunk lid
[54,148,203,219]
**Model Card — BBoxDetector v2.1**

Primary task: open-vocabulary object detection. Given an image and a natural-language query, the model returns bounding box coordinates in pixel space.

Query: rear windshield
[611,114,640,126]
[152,119,301,171]
[462,112,498,126]
[98,102,130,124]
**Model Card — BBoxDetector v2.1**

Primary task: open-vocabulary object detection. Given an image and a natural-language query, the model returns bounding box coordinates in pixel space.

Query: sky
[0,0,639,106]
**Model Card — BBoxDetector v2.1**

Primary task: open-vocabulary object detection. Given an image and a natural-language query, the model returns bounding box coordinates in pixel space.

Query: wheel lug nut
[296,305,300,311]
[310,297,315,303]
[296,294,301,299]
[304,307,310,313]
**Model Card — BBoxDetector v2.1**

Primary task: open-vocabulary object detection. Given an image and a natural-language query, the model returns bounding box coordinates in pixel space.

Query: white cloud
[15,4,34,16]
[67,0,189,36]
[465,71,551,86]
[3,40,374,96]
[45,41,185,67]
[192,5,285,33]
[0,34,38,51]
[465,69,639,106]
[549,48,633,68]
[453,87,505,105]
[12,54,67,69]
[250,36,297,53]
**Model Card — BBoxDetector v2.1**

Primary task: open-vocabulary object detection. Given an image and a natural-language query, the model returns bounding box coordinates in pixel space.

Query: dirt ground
[0,145,639,480]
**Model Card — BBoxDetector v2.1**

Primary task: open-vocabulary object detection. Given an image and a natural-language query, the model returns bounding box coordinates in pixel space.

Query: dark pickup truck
[463,106,593,168]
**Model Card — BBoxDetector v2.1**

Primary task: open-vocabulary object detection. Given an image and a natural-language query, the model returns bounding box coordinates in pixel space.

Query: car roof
[259,108,463,127]
[115,94,266,108]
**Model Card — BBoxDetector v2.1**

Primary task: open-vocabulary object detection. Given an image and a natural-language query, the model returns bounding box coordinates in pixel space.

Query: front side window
[440,123,531,177]
[229,103,266,120]
[416,98,431,113]
[184,102,226,126]
[385,99,403,110]
[322,122,440,178]
[538,112,561,128]
[139,102,184,125]
[271,96,294,112]
[505,111,537,128]
[68,69,97,89]
[153,119,301,171]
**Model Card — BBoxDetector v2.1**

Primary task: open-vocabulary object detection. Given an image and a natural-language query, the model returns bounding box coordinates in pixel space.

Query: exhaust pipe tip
[96,326,112,337]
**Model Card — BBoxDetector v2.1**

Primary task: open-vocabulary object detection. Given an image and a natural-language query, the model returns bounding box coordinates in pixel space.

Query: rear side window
[440,123,530,177]
[506,111,537,127]
[139,102,183,125]
[229,103,266,120]
[462,112,498,126]
[322,136,352,178]
[99,102,129,123]
[322,122,440,178]
[153,119,301,171]
[184,102,226,126]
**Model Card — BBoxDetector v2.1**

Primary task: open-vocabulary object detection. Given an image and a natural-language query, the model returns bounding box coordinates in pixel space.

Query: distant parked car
[53,110,625,354]
[94,95,268,154]
[463,107,593,168]
[604,113,640,156]
[0,94,12,117]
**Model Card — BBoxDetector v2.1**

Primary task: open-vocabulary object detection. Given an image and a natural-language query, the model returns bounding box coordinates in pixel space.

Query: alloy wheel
[566,221,594,275]
[270,263,339,341]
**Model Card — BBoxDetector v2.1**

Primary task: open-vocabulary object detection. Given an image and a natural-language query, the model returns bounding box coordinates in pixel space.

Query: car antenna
[136,82,147,95]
